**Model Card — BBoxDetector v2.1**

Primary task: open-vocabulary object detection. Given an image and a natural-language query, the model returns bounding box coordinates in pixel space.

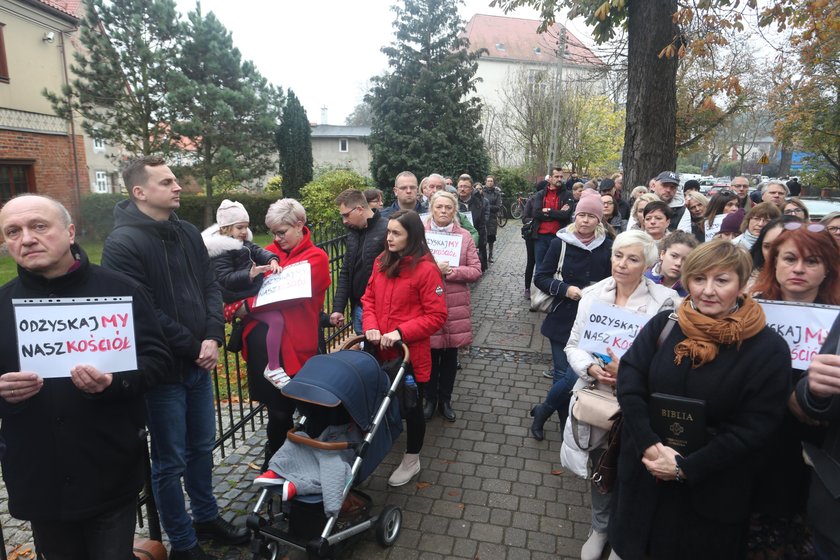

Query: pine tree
[43,0,182,156]
[276,90,313,200]
[367,0,490,189]
[170,4,280,225]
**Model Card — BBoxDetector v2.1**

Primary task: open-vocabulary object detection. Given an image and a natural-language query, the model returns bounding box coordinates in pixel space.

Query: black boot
[488,244,495,263]
[439,401,456,422]
[194,516,250,545]
[529,404,553,441]
[423,398,437,421]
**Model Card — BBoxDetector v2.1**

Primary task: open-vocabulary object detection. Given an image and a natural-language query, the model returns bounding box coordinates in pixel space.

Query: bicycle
[510,192,527,219]
[496,205,508,228]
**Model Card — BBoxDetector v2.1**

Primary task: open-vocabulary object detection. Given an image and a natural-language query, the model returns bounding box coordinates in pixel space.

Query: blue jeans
[145,366,218,551]
[534,233,556,273]
[544,339,576,420]
[353,305,363,335]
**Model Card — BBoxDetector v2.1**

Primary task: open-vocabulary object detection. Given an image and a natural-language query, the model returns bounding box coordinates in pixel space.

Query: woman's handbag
[529,241,566,313]
[226,318,245,353]
[572,384,620,431]
[591,411,623,495]
[520,220,534,240]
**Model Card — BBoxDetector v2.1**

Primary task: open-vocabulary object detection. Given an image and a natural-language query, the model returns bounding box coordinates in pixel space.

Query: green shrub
[300,170,373,224]
[490,166,532,199]
[79,193,284,238]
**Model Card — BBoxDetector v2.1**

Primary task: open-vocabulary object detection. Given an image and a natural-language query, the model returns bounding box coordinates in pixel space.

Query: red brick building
[0,0,87,216]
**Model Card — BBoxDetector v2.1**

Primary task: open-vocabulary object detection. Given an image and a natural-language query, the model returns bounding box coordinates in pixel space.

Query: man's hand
[642,443,682,480]
[330,312,345,327]
[71,364,113,394]
[566,286,582,301]
[0,372,43,404]
[808,354,840,398]
[196,339,220,370]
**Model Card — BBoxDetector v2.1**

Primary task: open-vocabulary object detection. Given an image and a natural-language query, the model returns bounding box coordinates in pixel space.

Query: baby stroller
[247,336,408,559]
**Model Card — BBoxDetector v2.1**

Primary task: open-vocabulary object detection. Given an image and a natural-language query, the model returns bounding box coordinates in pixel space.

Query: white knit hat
[216,199,249,228]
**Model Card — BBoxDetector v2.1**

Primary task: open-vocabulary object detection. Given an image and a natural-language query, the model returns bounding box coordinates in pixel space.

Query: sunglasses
[783,222,826,233]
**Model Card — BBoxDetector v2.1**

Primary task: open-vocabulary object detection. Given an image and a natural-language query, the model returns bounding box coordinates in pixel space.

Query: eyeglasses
[784,208,805,215]
[602,200,615,205]
[340,206,361,219]
[273,228,292,238]
[783,222,826,233]
[731,183,749,189]
[750,216,771,225]
[829,226,840,234]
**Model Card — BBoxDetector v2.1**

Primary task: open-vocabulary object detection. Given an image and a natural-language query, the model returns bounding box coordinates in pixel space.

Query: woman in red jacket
[238,198,331,465]
[362,209,448,486]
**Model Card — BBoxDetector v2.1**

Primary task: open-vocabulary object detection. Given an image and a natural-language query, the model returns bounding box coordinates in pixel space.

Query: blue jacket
[534,229,613,343]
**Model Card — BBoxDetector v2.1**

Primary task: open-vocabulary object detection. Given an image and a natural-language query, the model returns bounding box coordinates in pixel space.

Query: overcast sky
[171,1,592,125]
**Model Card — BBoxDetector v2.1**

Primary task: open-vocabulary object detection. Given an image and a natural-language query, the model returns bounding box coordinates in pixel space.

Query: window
[0,24,8,83]
[528,69,548,95]
[0,163,34,203]
[93,137,106,152]
[339,138,349,152]
[94,170,110,193]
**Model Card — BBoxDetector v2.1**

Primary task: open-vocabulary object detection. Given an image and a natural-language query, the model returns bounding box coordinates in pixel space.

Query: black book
[649,393,707,456]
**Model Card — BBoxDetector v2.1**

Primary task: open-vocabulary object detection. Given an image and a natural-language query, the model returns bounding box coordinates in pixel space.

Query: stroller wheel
[252,540,283,560]
[375,505,402,547]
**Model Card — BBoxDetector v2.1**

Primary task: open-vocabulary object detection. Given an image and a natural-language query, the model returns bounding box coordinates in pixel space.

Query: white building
[310,124,372,178]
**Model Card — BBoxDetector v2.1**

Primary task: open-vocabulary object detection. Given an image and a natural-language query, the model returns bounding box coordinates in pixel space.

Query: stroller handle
[341,335,410,364]
[285,428,353,451]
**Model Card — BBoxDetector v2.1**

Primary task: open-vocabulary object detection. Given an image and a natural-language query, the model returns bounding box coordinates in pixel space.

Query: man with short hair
[484,175,503,263]
[0,194,171,558]
[762,180,789,209]
[427,174,479,244]
[457,174,489,271]
[650,171,692,233]
[786,176,802,197]
[730,176,754,209]
[531,167,573,267]
[102,156,247,559]
[330,189,388,334]
[381,171,427,218]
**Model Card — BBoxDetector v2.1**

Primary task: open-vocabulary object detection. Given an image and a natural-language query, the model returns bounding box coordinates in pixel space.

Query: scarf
[574,230,596,245]
[430,221,455,233]
[739,229,759,250]
[673,294,766,369]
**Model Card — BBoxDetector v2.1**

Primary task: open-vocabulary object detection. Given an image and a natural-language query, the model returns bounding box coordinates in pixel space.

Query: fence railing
[0,220,352,555]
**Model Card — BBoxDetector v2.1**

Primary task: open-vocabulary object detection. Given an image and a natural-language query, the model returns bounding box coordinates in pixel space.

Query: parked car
[799,198,840,222]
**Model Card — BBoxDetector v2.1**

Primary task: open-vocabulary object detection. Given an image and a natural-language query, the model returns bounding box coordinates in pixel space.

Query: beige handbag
[571,384,620,431]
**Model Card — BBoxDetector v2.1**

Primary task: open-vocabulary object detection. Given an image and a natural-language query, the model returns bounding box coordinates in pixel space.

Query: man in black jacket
[457,174,489,271]
[101,156,247,559]
[330,189,388,334]
[0,194,171,558]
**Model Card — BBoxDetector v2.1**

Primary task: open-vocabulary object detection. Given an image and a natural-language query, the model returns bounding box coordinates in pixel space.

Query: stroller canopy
[283,350,391,432]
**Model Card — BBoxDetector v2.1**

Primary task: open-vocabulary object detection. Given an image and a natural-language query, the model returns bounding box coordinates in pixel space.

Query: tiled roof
[310,125,371,138]
[27,0,82,20]
[464,14,603,68]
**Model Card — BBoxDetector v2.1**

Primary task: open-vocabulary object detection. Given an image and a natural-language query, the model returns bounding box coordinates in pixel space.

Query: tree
[490,0,807,188]
[170,4,280,225]
[276,90,313,200]
[366,0,490,188]
[44,0,182,156]
[345,101,373,126]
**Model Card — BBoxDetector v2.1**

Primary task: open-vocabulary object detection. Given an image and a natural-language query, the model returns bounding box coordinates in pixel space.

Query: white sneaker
[581,529,608,560]
[264,366,291,389]
[387,453,420,487]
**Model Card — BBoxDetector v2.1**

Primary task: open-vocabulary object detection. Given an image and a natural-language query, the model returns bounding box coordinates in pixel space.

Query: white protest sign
[13,297,137,378]
[758,299,840,369]
[704,214,727,242]
[578,300,655,359]
[461,211,474,226]
[425,231,463,267]
[253,261,312,308]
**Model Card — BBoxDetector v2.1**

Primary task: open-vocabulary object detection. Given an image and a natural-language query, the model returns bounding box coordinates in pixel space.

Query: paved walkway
[1,223,593,559]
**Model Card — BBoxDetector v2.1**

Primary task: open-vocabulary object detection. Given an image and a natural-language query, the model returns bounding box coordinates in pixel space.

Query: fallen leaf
[248,462,262,471]
[457,503,465,509]
[415,481,432,490]
[447,490,461,496]
[551,469,564,476]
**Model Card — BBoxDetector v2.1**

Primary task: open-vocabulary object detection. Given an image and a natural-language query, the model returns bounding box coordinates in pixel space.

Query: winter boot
[529,403,553,441]
[388,453,420,487]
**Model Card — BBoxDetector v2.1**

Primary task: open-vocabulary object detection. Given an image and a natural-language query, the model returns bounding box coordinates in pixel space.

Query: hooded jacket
[534,228,613,343]
[424,219,482,349]
[0,246,172,521]
[203,231,279,303]
[332,210,388,314]
[101,200,224,378]
[560,277,679,477]
[361,254,448,382]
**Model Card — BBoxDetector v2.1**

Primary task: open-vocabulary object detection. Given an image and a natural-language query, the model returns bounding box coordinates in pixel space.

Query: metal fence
[0,220,352,555]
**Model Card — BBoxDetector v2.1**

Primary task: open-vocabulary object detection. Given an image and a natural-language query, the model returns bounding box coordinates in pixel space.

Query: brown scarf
[673,294,766,369]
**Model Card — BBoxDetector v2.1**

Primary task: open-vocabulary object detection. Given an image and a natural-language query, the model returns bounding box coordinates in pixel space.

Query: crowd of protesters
[0,157,838,560]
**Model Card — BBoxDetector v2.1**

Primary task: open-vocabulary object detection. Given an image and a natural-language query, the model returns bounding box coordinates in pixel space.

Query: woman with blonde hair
[628,193,661,231]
